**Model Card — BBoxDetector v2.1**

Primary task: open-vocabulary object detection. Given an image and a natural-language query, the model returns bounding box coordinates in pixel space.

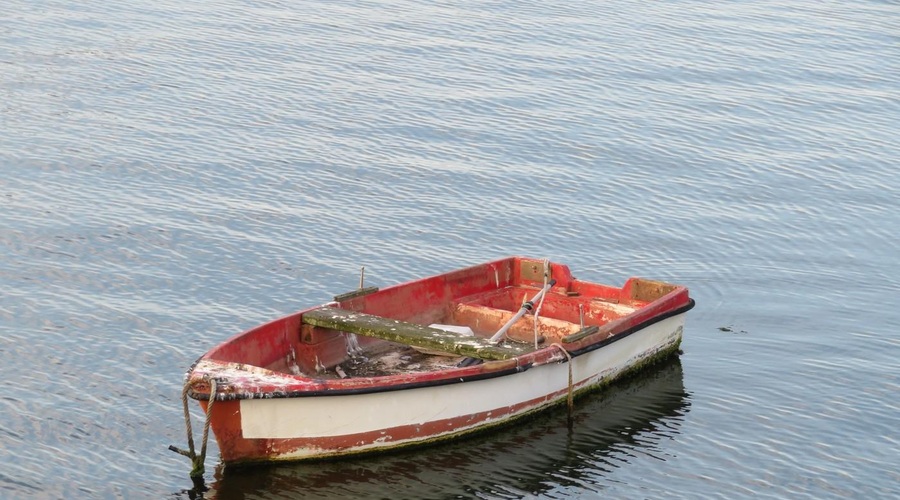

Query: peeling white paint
[192,359,317,391]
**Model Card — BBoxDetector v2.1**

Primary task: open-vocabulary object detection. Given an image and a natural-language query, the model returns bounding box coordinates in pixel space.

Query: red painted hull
[183,257,694,466]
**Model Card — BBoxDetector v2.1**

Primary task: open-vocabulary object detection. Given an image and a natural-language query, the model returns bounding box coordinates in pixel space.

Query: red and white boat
[175,257,694,469]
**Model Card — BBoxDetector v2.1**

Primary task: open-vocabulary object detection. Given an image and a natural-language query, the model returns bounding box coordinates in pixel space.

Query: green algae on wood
[301,308,533,360]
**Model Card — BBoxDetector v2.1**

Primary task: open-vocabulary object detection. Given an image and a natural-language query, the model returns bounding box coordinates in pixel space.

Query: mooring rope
[178,381,197,461]
[551,343,574,414]
[169,376,217,479]
[198,378,217,474]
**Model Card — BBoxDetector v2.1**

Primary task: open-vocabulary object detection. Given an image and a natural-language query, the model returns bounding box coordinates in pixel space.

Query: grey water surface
[2,0,898,498]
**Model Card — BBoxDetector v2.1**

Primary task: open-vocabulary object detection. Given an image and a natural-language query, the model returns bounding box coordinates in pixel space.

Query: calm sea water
[2,0,898,498]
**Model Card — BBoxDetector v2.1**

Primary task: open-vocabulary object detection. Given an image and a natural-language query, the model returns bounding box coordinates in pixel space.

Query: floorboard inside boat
[315,345,464,380]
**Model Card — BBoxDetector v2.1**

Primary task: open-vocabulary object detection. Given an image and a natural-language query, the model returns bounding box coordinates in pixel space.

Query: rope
[169,376,218,479]
[177,381,197,460]
[197,378,217,476]
[551,343,574,414]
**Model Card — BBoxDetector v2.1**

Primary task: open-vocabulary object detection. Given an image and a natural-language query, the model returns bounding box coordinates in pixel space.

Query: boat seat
[450,302,582,342]
[301,307,534,360]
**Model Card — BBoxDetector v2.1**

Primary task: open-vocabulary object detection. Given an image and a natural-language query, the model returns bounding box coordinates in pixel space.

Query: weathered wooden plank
[561,325,600,343]
[301,308,533,360]
[629,279,677,302]
[332,286,379,302]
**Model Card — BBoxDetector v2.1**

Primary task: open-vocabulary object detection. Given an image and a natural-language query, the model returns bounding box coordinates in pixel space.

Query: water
[1,0,898,498]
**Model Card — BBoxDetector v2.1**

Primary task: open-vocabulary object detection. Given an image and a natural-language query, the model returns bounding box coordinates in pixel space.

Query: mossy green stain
[301,308,533,360]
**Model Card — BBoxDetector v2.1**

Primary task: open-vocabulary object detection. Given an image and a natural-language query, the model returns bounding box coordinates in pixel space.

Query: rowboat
[172,257,694,471]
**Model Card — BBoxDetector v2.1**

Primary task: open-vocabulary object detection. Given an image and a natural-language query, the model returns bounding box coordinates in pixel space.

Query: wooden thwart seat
[301,307,533,360]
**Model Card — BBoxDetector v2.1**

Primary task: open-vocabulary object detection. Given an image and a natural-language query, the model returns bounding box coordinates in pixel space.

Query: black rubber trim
[567,298,696,358]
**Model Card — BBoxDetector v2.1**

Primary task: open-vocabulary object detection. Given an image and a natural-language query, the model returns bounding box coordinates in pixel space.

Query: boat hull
[203,313,686,466]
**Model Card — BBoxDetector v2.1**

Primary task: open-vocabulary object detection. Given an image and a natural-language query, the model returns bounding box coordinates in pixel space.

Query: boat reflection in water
[200,357,689,499]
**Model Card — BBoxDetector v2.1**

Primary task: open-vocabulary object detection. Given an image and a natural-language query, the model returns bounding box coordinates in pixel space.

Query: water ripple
[3,0,899,498]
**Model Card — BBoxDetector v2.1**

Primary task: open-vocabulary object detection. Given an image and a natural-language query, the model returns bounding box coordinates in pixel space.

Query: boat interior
[205,258,678,380]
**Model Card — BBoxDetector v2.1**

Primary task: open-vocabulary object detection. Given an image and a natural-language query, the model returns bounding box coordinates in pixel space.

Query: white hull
[237,314,685,460]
